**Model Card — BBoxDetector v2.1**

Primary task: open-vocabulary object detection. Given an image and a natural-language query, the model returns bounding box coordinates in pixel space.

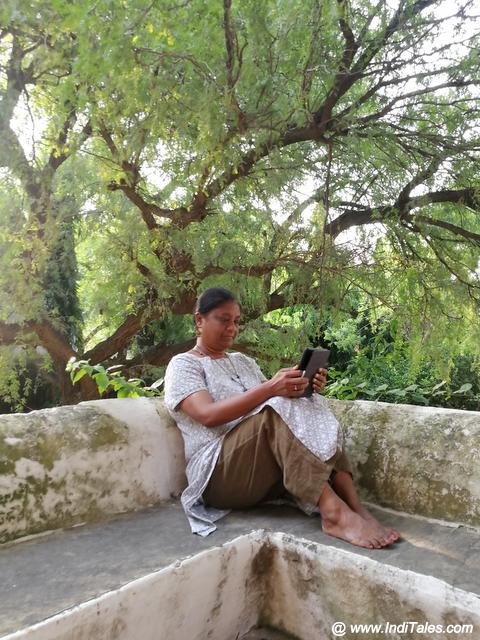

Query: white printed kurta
[164,352,342,536]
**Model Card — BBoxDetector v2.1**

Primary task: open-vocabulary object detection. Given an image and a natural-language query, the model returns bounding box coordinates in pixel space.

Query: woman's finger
[289,377,308,395]
[285,368,307,378]
[292,376,308,389]
[312,372,327,391]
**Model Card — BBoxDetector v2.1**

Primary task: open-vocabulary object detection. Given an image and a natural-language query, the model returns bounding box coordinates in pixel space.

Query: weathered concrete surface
[1,532,263,640]
[328,399,480,527]
[0,399,186,543]
[241,627,298,639]
[0,503,479,639]
[268,532,479,640]
[1,397,479,543]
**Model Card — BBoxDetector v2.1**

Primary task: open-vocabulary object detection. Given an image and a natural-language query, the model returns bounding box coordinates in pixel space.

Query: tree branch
[0,320,77,363]
[314,0,436,126]
[324,187,479,238]
[224,0,237,92]
[48,110,92,171]
[0,37,37,187]
[396,156,443,208]
[122,338,196,368]
[83,290,198,365]
[414,214,480,244]
[355,78,480,128]
[99,126,191,228]
[83,309,162,364]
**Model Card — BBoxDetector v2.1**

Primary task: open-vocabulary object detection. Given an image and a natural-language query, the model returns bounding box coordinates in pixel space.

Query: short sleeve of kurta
[164,355,208,412]
[244,355,267,383]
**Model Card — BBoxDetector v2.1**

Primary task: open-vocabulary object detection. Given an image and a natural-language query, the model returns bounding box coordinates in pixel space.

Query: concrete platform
[1,502,479,637]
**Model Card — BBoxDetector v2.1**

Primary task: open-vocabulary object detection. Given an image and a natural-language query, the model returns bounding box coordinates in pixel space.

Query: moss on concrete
[1,407,128,473]
[89,420,127,450]
[0,456,15,475]
[0,405,130,543]
[328,398,480,527]
[0,476,116,543]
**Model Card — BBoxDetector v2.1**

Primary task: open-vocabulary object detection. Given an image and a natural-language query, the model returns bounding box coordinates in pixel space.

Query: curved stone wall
[0,398,186,543]
[0,398,478,543]
[334,399,480,527]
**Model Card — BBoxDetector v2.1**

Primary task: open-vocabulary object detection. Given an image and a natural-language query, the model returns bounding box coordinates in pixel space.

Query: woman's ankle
[318,484,346,524]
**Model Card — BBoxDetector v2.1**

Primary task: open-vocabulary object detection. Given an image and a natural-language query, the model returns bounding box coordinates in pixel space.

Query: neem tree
[0,0,479,405]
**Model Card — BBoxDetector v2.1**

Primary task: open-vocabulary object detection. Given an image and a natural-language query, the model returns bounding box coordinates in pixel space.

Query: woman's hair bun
[194,287,240,316]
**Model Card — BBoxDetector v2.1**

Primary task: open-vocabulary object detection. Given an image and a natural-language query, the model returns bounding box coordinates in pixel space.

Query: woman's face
[195,300,241,349]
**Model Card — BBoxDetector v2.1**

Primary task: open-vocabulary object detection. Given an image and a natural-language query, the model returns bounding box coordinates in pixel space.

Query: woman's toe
[363,537,378,549]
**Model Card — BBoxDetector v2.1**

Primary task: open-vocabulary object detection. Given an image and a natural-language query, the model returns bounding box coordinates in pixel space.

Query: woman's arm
[179,366,309,427]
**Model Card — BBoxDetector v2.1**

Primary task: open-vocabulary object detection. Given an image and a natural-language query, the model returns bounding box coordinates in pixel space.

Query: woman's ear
[194,312,202,335]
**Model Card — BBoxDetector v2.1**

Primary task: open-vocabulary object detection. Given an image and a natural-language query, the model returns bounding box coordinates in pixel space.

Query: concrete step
[1,502,479,639]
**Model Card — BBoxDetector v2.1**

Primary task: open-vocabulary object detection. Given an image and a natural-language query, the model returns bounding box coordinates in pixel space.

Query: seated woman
[164,287,400,548]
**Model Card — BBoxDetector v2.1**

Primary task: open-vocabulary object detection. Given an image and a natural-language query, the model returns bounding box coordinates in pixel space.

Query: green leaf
[72,369,88,384]
[93,371,110,394]
[452,383,473,395]
[386,388,406,397]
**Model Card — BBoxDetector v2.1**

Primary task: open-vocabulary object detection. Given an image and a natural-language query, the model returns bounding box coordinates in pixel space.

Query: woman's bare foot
[330,470,400,543]
[318,484,394,549]
[353,503,400,543]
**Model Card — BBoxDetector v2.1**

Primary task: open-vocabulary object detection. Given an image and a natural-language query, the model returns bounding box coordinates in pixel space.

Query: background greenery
[0,0,479,412]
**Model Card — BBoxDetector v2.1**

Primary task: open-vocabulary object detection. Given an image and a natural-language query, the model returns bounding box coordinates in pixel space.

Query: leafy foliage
[66,357,163,398]
[0,0,479,410]
[322,308,480,410]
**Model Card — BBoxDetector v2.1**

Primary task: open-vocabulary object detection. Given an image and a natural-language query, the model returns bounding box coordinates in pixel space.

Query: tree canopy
[0,0,479,408]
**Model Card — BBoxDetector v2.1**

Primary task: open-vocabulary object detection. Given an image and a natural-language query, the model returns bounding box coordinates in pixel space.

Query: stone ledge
[0,503,478,639]
[1,398,479,542]
[0,399,185,543]
[336,400,480,526]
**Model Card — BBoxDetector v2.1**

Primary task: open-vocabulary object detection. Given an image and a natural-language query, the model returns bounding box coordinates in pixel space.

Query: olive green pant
[203,405,353,510]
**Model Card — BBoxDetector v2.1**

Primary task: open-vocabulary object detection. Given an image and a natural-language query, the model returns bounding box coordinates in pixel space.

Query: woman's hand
[312,367,328,393]
[269,365,309,397]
